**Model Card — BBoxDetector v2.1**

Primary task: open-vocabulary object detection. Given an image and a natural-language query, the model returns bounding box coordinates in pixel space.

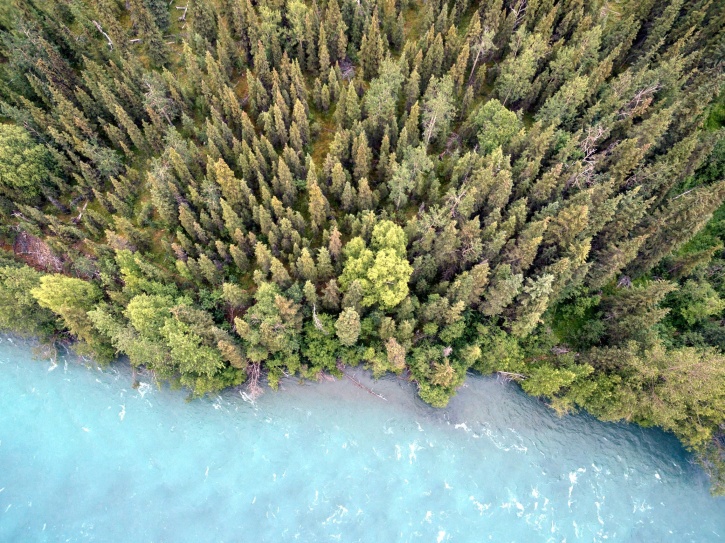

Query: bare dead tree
[567,124,606,188]
[468,27,496,85]
[312,304,327,333]
[177,2,189,21]
[497,371,527,382]
[618,84,661,119]
[337,361,387,401]
[71,201,88,224]
[92,21,113,50]
[246,361,263,399]
[445,183,470,218]
[339,58,355,80]
[13,231,63,272]
[511,0,528,30]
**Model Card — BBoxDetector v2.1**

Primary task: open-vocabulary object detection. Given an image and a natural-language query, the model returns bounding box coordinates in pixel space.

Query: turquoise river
[1,335,724,542]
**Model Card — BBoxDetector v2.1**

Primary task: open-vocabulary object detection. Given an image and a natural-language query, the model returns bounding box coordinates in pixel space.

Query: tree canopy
[0,0,723,493]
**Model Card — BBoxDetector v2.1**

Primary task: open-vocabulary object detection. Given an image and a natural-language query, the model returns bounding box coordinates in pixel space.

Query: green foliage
[572,342,725,449]
[665,279,725,328]
[234,282,302,370]
[699,441,725,496]
[340,220,413,309]
[472,325,525,375]
[302,313,339,372]
[521,361,593,398]
[468,99,521,154]
[335,307,361,346]
[0,125,54,203]
[32,274,113,361]
[0,265,58,338]
[421,75,456,146]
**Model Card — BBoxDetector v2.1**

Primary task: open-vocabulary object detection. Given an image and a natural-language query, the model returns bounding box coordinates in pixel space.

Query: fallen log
[337,362,387,401]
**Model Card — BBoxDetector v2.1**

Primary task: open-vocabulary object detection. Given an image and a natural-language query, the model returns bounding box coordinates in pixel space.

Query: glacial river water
[1,335,724,542]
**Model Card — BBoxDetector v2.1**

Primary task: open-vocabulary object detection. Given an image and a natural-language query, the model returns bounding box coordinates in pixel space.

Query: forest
[0,0,723,492]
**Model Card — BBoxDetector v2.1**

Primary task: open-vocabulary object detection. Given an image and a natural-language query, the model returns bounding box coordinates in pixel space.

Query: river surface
[1,336,724,542]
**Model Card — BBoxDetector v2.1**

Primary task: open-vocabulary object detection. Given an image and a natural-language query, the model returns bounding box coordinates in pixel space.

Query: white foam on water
[469,496,490,515]
[2,337,724,542]
[118,404,125,421]
[595,501,604,525]
[632,499,652,513]
[408,441,421,464]
[137,382,152,398]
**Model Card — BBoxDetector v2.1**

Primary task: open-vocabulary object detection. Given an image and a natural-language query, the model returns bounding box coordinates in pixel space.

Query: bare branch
[92,21,113,50]
[176,2,189,21]
[312,304,327,334]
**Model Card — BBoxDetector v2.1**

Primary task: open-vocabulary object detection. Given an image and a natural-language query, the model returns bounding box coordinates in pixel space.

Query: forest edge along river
[1,335,724,542]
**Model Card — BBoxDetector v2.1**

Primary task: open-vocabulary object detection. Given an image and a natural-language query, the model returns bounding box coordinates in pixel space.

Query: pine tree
[353,133,372,181]
[128,0,167,65]
[450,41,470,94]
[318,25,331,77]
[421,76,456,146]
[322,279,341,310]
[330,161,347,198]
[357,177,374,210]
[405,101,421,146]
[587,236,648,289]
[359,11,385,80]
[270,257,291,287]
[422,33,445,82]
[495,29,549,106]
[307,167,330,230]
[316,247,335,281]
[629,182,725,277]
[325,0,348,61]
[329,226,343,261]
[344,85,361,127]
[509,274,554,337]
[405,68,421,111]
[602,280,678,347]
[296,248,317,282]
[341,181,355,211]
[481,264,523,317]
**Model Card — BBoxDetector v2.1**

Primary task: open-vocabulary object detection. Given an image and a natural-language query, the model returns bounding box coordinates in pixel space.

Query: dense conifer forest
[0,0,723,491]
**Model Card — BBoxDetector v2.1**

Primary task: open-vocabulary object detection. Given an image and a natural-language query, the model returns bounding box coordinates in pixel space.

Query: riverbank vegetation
[0,0,723,492]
